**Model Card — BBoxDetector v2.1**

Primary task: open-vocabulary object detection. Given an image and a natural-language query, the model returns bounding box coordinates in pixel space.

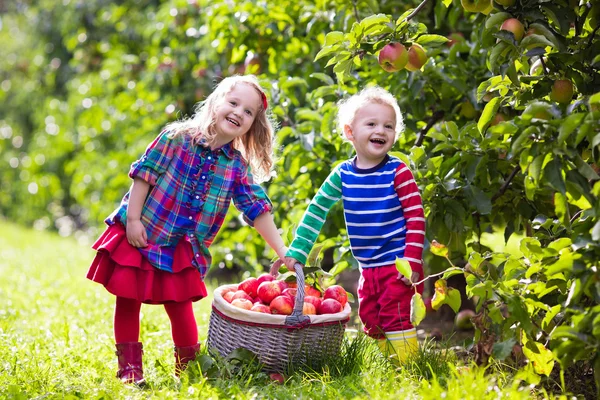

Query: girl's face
[213,83,261,145]
[344,102,397,169]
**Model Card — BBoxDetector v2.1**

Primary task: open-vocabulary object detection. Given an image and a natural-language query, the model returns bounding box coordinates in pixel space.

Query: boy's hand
[126,219,148,248]
[284,257,301,272]
[398,271,420,286]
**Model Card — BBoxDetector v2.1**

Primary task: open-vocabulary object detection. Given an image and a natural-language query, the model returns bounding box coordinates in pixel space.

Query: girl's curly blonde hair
[337,86,404,141]
[166,75,276,183]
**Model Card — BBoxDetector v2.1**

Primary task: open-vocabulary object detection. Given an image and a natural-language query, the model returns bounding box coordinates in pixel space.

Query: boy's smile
[344,102,397,169]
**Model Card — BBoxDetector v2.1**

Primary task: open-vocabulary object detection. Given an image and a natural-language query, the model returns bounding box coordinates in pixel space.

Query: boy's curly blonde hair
[167,75,276,183]
[336,86,404,141]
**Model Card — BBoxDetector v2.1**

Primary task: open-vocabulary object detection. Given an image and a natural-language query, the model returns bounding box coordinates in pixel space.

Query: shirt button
[196,195,200,199]
[208,156,211,160]
[196,254,200,257]
[188,216,193,220]
[202,176,206,179]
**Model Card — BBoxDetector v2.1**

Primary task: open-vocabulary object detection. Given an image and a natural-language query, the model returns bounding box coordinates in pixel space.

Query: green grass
[0,222,558,399]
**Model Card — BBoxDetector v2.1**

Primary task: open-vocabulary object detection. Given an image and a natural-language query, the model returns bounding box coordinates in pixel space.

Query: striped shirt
[287,155,425,271]
[107,130,272,278]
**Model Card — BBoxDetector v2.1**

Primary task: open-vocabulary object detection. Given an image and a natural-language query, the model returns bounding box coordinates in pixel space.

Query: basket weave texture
[207,265,350,372]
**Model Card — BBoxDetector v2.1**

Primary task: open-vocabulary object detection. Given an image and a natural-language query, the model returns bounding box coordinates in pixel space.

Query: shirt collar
[198,139,236,159]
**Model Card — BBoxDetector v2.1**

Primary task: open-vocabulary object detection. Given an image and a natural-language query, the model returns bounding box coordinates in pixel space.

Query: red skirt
[86,223,207,304]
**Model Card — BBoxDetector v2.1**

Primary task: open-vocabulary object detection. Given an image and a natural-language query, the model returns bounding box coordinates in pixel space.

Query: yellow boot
[377,328,418,365]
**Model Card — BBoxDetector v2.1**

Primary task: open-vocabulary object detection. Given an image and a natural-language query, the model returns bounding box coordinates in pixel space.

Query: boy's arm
[286,166,343,265]
[394,163,426,274]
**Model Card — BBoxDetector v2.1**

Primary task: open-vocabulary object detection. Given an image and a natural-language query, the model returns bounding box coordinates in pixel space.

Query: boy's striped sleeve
[286,166,343,264]
[394,163,425,273]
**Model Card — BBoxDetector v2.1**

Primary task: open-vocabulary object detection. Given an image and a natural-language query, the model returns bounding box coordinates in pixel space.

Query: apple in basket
[238,277,259,297]
[302,302,317,315]
[256,273,274,286]
[231,290,253,302]
[270,295,294,315]
[323,285,348,307]
[304,295,322,311]
[250,303,272,314]
[257,281,282,304]
[231,298,253,310]
[276,279,289,291]
[318,298,343,314]
[223,291,236,303]
[282,288,297,299]
[305,285,321,298]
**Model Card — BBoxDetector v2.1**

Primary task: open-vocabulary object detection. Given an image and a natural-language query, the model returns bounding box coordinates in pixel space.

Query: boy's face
[213,83,260,144]
[344,102,396,168]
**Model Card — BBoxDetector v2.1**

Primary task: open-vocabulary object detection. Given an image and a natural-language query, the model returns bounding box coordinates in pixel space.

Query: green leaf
[415,34,449,46]
[492,338,516,361]
[309,73,335,86]
[543,157,566,195]
[485,12,512,30]
[478,97,502,133]
[324,31,344,46]
[557,113,585,143]
[431,279,448,310]
[442,0,452,7]
[314,45,339,62]
[446,288,461,313]
[520,34,554,51]
[522,337,555,376]
[410,293,427,326]
[359,13,390,30]
[395,257,412,280]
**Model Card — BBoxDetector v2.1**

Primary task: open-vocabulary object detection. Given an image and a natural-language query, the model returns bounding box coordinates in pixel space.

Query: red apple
[238,277,259,297]
[378,42,408,72]
[231,290,253,302]
[318,298,343,314]
[500,18,525,42]
[257,281,282,304]
[231,298,253,310]
[304,285,321,298]
[405,44,427,72]
[223,291,235,303]
[250,304,272,314]
[269,372,285,384]
[303,295,322,311]
[323,285,348,307]
[285,281,296,289]
[302,302,317,315]
[282,288,297,300]
[257,273,275,286]
[276,280,289,292]
[270,295,294,315]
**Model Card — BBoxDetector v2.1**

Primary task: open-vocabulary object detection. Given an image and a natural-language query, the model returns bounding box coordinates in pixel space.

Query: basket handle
[284,263,310,326]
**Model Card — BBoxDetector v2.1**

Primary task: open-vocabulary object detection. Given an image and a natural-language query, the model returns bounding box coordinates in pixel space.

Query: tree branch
[491,165,521,202]
[406,0,431,21]
[415,110,444,146]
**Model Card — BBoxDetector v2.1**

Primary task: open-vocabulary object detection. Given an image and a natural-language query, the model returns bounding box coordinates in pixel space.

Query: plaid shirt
[106,130,272,279]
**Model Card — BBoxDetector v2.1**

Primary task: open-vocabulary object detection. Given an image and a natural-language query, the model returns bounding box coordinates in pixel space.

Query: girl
[282,87,425,364]
[87,75,288,385]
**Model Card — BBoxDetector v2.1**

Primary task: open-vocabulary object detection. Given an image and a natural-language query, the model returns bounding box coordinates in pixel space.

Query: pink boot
[174,343,200,376]
[115,342,145,386]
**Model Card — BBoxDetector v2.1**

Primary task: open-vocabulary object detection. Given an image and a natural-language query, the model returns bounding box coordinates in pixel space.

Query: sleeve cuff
[285,248,308,265]
[242,199,273,226]
[129,159,159,186]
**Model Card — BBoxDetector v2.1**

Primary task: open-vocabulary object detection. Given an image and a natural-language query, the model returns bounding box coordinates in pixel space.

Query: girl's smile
[212,83,261,147]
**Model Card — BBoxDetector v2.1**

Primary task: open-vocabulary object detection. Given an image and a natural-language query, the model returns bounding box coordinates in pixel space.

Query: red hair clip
[260,91,268,110]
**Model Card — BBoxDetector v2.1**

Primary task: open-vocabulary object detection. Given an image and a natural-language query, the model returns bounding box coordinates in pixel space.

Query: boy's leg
[357,268,385,339]
[377,265,420,364]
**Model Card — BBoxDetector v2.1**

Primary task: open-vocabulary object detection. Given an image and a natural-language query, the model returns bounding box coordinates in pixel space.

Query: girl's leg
[114,296,145,385]
[164,300,198,347]
[114,296,142,343]
[164,300,200,376]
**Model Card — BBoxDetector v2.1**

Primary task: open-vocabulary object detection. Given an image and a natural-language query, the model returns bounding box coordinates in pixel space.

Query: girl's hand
[398,270,420,286]
[126,219,148,248]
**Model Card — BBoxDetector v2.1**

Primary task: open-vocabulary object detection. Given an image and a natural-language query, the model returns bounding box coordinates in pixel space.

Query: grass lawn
[0,222,557,399]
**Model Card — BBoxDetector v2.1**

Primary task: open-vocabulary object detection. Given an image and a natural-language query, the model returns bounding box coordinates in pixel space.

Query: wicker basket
[207,264,351,372]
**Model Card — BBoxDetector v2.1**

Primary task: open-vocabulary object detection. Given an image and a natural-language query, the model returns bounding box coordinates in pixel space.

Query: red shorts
[86,223,207,304]
[357,265,423,339]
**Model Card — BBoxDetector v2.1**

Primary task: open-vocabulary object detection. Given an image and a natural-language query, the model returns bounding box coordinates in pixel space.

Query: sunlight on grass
[0,222,561,399]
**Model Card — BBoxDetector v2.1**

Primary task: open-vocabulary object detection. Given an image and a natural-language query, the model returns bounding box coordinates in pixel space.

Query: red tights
[114,296,198,347]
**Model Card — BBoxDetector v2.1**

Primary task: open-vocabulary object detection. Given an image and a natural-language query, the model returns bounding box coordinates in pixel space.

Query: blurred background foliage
[1,0,600,387]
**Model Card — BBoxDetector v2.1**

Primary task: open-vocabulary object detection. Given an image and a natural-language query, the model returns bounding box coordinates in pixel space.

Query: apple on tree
[378,42,408,72]
[460,0,493,14]
[500,18,525,42]
[550,79,574,104]
[405,44,427,72]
